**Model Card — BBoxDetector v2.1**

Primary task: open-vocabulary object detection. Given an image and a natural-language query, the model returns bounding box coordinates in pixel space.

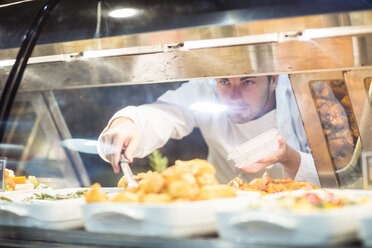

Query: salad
[249,190,371,213]
[4,169,46,191]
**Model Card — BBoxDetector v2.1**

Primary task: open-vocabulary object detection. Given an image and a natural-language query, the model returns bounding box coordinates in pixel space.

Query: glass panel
[51,83,208,186]
[310,80,362,187]
[2,80,208,188]
[2,92,81,188]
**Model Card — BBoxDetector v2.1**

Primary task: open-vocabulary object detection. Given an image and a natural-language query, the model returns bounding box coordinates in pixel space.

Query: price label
[0,158,5,192]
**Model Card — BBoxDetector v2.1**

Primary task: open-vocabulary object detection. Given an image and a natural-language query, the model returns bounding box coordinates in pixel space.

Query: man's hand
[99,117,139,173]
[237,135,300,178]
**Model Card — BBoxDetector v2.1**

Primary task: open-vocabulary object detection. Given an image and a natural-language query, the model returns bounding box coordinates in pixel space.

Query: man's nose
[230,86,242,101]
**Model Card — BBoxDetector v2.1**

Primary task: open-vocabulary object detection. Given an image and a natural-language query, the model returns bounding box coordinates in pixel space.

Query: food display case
[2,0,372,247]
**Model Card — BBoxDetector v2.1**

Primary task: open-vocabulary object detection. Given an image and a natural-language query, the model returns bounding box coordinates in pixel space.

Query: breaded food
[139,171,165,194]
[229,172,320,194]
[141,193,172,203]
[84,183,110,202]
[111,191,140,203]
[86,159,237,203]
[197,185,237,200]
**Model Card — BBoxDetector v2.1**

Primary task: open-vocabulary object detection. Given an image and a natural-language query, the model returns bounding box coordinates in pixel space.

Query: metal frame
[344,70,372,151]
[2,10,372,92]
[290,72,344,188]
[1,35,372,92]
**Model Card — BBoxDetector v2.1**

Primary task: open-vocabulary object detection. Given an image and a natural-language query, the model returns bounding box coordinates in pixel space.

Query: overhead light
[182,33,279,50]
[83,45,162,59]
[0,59,15,67]
[109,8,138,18]
[0,53,81,67]
[190,102,228,113]
[299,25,372,42]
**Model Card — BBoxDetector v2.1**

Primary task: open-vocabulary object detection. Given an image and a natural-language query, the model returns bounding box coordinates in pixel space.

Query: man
[98,75,320,186]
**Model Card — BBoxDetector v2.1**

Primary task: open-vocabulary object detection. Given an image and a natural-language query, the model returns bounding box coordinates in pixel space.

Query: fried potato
[117,176,126,188]
[87,159,240,204]
[139,171,165,193]
[141,193,172,203]
[84,183,110,203]
[117,171,154,188]
[196,173,218,186]
[111,191,140,203]
[197,185,236,200]
[162,164,191,179]
[174,159,216,175]
[167,180,199,200]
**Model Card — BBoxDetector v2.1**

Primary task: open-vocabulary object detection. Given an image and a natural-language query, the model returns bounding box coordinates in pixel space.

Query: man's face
[216,76,277,123]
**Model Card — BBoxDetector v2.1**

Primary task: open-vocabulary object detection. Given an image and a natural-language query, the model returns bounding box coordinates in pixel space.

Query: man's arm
[97,103,196,173]
[238,135,299,177]
[237,135,320,186]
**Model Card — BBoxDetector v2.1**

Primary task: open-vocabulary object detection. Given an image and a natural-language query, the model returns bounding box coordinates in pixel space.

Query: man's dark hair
[267,75,272,83]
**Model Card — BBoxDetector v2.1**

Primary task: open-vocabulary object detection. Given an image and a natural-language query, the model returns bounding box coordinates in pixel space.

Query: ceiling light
[109,8,138,18]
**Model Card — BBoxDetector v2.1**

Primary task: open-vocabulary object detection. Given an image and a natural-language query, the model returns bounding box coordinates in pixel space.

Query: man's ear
[270,75,279,89]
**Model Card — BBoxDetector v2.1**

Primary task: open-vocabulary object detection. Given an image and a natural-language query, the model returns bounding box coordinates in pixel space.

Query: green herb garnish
[23,190,88,202]
[0,196,12,202]
[148,150,168,172]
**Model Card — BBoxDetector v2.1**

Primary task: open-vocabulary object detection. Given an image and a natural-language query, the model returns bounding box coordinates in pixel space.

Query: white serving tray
[358,216,372,246]
[217,189,372,246]
[83,192,260,237]
[0,187,121,230]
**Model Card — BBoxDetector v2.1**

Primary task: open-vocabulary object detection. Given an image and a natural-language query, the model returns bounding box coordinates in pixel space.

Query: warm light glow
[109,8,138,18]
[190,102,228,113]
[62,139,99,154]
[84,140,98,146]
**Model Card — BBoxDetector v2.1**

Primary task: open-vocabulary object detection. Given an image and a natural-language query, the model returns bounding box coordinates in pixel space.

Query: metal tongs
[120,151,138,189]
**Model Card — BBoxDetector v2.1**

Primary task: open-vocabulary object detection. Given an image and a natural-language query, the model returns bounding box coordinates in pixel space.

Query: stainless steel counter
[0,226,363,248]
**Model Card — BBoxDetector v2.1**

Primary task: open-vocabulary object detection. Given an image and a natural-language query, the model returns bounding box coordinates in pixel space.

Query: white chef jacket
[98,75,321,186]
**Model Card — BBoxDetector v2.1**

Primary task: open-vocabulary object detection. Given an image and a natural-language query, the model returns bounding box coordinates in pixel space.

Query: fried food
[139,171,165,194]
[111,191,140,203]
[87,159,237,203]
[84,183,110,202]
[311,80,359,170]
[228,172,319,194]
[197,185,237,200]
[141,193,172,203]
[167,179,199,200]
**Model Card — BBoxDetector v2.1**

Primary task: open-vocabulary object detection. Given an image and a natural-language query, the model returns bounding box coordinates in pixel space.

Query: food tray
[0,187,121,230]
[83,192,260,237]
[358,216,372,246]
[228,128,279,168]
[217,189,372,246]
[357,191,372,246]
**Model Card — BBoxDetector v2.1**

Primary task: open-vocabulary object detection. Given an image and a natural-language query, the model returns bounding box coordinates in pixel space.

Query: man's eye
[242,80,254,86]
[218,79,230,85]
